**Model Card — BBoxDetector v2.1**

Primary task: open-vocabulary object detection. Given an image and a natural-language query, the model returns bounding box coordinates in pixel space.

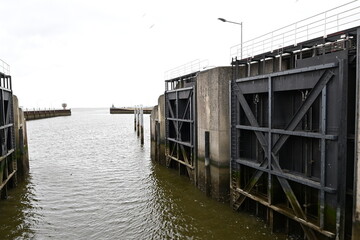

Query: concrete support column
[197,67,232,201]
[12,95,29,181]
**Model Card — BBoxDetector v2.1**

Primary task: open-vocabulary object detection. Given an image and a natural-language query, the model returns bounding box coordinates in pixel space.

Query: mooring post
[137,107,140,137]
[205,131,211,196]
[134,106,137,132]
[140,106,144,145]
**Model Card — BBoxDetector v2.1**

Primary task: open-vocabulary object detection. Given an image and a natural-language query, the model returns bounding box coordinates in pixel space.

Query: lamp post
[218,18,243,60]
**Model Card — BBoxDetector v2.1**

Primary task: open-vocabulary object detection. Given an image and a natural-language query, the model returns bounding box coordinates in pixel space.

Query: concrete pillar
[158,95,166,165]
[12,95,29,181]
[197,67,232,201]
[150,105,159,161]
[150,95,166,165]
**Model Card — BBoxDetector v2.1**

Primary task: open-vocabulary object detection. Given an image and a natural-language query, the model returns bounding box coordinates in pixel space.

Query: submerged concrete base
[196,67,232,201]
[353,220,360,240]
[197,158,230,201]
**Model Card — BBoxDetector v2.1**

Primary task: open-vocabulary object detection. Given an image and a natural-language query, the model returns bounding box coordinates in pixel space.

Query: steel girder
[230,51,352,239]
[165,86,196,180]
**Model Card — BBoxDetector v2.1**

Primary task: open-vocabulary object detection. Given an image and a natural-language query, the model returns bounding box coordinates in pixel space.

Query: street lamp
[218,18,243,60]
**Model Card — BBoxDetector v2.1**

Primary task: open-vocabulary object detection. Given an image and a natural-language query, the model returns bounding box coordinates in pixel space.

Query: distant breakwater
[110,107,152,114]
[24,109,71,121]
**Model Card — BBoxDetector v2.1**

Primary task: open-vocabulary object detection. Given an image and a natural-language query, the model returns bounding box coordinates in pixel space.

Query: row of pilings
[134,106,144,145]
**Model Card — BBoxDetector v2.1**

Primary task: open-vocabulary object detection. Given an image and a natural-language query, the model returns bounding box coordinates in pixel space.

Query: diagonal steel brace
[232,69,335,240]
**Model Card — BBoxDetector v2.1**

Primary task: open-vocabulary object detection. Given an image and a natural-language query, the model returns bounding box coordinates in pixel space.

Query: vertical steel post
[205,131,210,196]
[320,86,327,229]
[336,59,348,240]
[268,76,274,231]
[156,122,160,162]
[137,107,140,137]
[140,106,144,145]
[134,107,136,132]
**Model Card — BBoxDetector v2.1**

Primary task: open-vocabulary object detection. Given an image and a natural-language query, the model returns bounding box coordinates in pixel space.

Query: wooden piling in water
[134,108,137,132]
[137,107,140,137]
[140,107,144,145]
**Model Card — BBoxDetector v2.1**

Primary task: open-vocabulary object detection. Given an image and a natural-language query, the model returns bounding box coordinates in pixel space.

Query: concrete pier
[110,107,152,114]
[24,109,71,121]
[196,67,232,201]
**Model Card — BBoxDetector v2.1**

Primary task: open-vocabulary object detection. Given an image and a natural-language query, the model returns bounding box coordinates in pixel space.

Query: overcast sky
[0,0,353,109]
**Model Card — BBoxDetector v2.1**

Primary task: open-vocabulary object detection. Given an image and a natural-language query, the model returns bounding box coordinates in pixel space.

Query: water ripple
[0,109,287,240]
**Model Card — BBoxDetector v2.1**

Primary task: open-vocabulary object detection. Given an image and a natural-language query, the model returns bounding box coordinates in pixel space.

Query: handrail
[0,59,10,75]
[164,59,209,80]
[230,0,360,60]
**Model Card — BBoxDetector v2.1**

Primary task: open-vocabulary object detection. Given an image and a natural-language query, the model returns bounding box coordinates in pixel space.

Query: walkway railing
[230,0,360,60]
[164,59,209,80]
[0,59,10,75]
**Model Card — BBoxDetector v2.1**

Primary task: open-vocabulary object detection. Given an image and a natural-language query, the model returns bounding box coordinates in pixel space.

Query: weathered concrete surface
[197,67,232,201]
[150,105,158,161]
[150,95,166,165]
[158,95,166,165]
[13,95,29,181]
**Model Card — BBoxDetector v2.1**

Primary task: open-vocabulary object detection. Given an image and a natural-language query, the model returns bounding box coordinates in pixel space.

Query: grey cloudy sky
[0,0,350,108]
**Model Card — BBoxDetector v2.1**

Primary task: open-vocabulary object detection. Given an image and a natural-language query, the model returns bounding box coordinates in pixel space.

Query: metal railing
[0,59,10,75]
[164,59,209,80]
[230,0,360,60]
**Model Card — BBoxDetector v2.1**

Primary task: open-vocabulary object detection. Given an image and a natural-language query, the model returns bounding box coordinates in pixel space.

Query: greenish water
[0,108,287,240]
